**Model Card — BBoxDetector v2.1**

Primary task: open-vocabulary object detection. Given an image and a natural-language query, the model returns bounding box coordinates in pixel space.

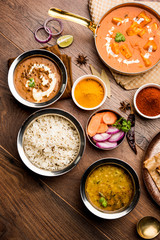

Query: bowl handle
[48,8,97,34]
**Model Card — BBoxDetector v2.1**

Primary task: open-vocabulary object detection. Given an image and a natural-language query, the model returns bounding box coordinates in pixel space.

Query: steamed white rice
[23,114,80,171]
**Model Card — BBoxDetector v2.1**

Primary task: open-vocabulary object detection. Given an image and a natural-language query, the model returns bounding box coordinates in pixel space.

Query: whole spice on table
[119,100,131,112]
[74,79,104,108]
[126,107,137,155]
[75,54,88,66]
[136,87,160,116]
[100,69,111,99]
[89,64,111,98]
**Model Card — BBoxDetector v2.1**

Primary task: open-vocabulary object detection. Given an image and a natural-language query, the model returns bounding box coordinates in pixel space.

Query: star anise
[119,100,131,112]
[75,54,88,66]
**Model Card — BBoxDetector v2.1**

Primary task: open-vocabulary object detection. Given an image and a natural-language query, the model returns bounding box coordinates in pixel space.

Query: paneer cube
[111,42,119,54]
[137,28,146,37]
[127,11,152,36]
[138,11,152,27]
[126,22,143,36]
[143,40,157,51]
[112,17,122,25]
[120,44,132,59]
[141,53,152,67]
[151,22,158,31]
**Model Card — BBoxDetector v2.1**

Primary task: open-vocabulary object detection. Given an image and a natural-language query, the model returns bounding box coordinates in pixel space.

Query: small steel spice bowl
[133,83,160,119]
[8,49,67,108]
[17,108,86,176]
[80,158,140,219]
[86,109,126,150]
[71,74,107,111]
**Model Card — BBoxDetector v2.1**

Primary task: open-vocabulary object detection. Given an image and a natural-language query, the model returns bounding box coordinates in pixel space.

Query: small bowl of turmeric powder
[133,83,160,119]
[72,75,107,110]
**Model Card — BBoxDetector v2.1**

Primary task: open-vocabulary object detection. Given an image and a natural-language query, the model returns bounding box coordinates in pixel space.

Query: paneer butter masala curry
[96,6,160,73]
[14,57,62,103]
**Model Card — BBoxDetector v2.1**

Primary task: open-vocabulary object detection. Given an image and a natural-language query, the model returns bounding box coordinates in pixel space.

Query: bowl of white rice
[17,108,86,176]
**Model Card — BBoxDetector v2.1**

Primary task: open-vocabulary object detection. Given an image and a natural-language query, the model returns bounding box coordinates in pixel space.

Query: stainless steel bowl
[80,158,140,219]
[71,74,107,111]
[133,83,160,119]
[8,49,67,108]
[17,108,86,176]
[86,109,126,150]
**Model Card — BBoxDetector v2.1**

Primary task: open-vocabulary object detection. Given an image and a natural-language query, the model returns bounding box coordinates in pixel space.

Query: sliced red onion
[96,141,117,149]
[34,26,52,43]
[108,131,125,143]
[92,133,111,142]
[106,126,120,134]
[44,17,63,36]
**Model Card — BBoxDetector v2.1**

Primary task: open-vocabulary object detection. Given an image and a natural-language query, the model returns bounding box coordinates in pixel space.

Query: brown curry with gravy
[14,56,62,103]
[96,6,160,73]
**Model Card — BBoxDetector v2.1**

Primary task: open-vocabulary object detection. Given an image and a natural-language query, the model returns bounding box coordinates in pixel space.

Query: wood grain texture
[0,146,109,240]
[0,0,160,239]
[0,0,159,151]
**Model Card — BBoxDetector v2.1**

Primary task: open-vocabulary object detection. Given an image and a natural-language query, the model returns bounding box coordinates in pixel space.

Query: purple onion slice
[108,131,125,143]
[92,133,111,142]
[96,141,117,149]
[44,17,63,36]
[34,26,52,43]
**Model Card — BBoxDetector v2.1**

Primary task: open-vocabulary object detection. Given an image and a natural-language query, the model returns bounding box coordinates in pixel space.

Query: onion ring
[34,26,52,43]
[44,17,63,36]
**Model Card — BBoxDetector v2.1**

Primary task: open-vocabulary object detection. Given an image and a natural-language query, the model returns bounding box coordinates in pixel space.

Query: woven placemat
[89,0,160,90]
[8,45,73,99]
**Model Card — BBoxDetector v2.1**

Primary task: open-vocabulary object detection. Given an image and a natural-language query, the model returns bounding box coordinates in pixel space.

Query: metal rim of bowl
[133,83,160,119]
[86,109,126,150]
[8,49,67,108]
[17,108,86,176]
[71,74,107,111]
[137,216,160,239]
[80,158,140,219]
[95,2,160,76]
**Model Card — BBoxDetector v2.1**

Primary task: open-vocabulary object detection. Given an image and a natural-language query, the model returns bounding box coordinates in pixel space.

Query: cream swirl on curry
[96,6,160,73]
[14,57,62,103]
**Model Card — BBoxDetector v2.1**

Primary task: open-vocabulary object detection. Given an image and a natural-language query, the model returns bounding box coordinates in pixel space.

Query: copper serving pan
[48,2,160,75]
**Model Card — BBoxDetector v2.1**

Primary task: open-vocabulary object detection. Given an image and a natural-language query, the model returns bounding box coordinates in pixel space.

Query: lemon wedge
[57,35,73,48]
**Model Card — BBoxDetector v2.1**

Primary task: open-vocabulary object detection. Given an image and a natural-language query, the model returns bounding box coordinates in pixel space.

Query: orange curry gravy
[96,6,160,73]
[14,56,62,103]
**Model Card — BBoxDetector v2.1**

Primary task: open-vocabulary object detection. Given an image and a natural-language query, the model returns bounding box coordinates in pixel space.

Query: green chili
[29,78,35,87]
[99,197,107,208]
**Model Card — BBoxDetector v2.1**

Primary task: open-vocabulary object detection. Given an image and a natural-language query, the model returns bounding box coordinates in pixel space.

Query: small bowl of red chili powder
[134,83,160,119]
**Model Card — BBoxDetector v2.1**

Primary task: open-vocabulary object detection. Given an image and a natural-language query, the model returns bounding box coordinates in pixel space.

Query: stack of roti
[144,153,160,191]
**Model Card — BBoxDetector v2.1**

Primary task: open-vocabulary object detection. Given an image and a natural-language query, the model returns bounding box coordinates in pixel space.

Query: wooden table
[0,0,160,239]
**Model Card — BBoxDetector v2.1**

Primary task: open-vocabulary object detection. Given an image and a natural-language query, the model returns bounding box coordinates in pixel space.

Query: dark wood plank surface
[0,146,110,240]
[0,0,160,239]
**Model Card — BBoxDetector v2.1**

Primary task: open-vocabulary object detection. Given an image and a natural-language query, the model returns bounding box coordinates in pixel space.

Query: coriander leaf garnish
[28,78,35,87]
[113,117,131,132]
[115,32,125,42]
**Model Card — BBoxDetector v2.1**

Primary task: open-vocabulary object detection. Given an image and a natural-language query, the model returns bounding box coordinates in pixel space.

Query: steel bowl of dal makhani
[80,158,140,219]
[17,109,85,176]
[8,49,67,108]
